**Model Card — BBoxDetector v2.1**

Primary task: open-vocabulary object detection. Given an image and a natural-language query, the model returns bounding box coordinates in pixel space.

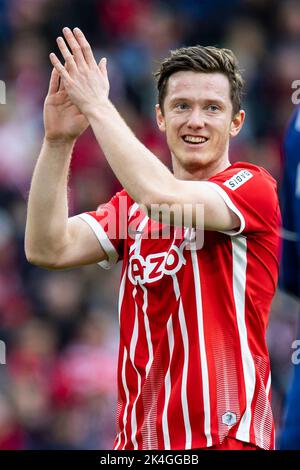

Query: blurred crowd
[0,0,300,449]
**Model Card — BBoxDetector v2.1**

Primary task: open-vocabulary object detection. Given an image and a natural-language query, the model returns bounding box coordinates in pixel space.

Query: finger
[73,27,97,67]
[62,27,86,66]
[47,67,60,95]
[99,57,108,79]
[58,75,65,91]
[99,57,110,88]
[58,60,70,91]
[49,52,70,82]
[56,36,77,72]
[59,57,76,90]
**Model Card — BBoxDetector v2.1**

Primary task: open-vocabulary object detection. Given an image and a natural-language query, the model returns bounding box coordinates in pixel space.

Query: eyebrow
[168,96,227,107]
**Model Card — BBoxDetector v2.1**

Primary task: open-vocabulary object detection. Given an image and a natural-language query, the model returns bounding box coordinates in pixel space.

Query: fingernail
[74,27,81,33]
[63,27,70,33]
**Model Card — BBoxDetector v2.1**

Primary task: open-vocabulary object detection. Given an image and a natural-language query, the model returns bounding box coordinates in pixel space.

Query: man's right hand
[44,67,89,144]
[25,66,108,270]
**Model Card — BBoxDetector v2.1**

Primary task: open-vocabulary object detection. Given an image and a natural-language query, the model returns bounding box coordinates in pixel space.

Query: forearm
[25,138,74,265]
[87,100,175,207]
[50,29,175,206]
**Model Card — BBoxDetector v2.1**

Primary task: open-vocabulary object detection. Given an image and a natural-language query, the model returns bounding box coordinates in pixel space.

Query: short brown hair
[154,45,244,116]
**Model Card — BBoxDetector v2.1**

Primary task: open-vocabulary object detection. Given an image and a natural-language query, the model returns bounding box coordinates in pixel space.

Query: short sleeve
[76,189,132,269]
[202,164,280,236]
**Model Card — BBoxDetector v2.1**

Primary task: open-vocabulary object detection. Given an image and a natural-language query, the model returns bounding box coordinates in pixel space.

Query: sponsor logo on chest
[128,240,189,285]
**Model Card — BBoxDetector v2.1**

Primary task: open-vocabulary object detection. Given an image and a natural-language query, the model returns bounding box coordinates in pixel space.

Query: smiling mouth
[182,135,208,145]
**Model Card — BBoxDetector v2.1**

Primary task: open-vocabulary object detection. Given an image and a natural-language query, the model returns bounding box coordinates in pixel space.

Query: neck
[172,155,231,181]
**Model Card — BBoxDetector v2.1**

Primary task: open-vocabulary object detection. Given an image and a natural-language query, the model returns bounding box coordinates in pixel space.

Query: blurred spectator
[0,393,25,449]
[50,313,117,449]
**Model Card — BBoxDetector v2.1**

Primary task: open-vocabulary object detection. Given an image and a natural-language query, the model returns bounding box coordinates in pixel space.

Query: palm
[44,72,88,141]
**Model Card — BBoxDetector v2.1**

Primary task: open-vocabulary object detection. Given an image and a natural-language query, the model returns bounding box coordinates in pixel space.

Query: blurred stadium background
[0,0,300,450]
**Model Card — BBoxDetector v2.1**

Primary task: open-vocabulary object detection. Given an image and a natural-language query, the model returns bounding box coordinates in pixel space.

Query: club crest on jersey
[128,245,187,285]
[222,411,237,426]
[223,169,253,190]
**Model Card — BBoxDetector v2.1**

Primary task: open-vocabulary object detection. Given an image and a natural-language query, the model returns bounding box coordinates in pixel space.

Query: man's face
[156,71,244,175]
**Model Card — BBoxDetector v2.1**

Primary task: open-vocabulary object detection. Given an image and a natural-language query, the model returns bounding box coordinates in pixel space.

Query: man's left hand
[49,27,110,116]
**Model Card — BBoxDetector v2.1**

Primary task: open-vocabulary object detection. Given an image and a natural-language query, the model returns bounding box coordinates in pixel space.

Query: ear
[230,109,245,138]
[155,104,166,133]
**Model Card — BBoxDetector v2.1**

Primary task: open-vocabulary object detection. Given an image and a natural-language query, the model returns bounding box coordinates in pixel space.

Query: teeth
[183,136,207,143]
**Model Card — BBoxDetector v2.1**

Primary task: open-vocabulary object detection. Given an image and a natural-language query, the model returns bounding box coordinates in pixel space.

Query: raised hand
[49,27,110,117]
[44,65,89,143]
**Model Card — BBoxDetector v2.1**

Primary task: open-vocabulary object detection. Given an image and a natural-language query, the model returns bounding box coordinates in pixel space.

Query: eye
[175,102,189,111]
[207,104,220,112]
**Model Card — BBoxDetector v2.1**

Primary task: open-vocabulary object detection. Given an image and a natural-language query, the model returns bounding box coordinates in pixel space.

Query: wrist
[84,98,112,121]
[44,136,76,150]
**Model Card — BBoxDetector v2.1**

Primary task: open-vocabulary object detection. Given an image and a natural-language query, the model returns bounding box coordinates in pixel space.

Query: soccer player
[279,107,300,450]
[25,27,281,450]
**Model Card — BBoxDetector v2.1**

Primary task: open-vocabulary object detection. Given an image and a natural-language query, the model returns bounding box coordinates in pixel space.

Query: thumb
[47,68,60,95]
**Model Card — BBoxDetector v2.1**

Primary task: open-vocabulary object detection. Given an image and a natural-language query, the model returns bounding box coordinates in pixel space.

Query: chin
[182,153,210,170]
[172,149,216,174]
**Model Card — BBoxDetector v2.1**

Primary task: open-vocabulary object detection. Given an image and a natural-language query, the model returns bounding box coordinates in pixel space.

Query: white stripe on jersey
[266,372,275,448]
[129,202,139,219]
[140,284,153,378]
[114,432,121,450]
[129,216,149,254]
[140,282,155,449]
[258,371,275,449]
[162,315,174,449]
[201,181,246,236]
[232,236,256,442]
[77,212,119,268]
[190,229,212,447]
[114,348,129,450]
[172,274,192,449]
[127,215,153,449]
[266,370,271,397]
[129,288,141,450]
[119,267,127,324]
[114,267,129,450]
[259,370,272,449]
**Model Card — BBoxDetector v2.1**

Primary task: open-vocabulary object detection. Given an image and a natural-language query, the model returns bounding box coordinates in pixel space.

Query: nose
[186,108,205,129]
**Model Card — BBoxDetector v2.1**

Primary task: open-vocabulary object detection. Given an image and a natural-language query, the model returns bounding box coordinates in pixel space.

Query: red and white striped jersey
[78,162,281,450]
